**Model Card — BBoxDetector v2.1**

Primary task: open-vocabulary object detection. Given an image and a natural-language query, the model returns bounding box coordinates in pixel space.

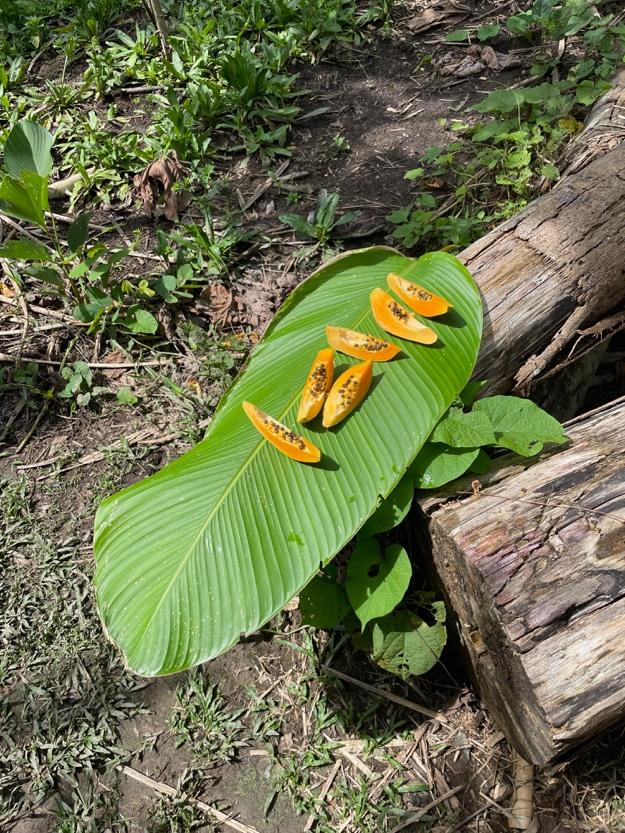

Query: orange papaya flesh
[387,272,452,317]
[326,325,400,362]
[322,360,373,428]
[370,288,437,345]
[297,347,334,423]
[243,401,321,463]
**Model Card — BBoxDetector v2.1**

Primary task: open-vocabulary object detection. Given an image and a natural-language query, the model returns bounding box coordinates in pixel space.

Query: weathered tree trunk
[419,397,625,765]
[461,70,625,399]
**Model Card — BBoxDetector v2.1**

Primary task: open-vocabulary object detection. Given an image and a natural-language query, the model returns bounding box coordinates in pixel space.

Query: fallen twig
[321,665,447,723]
[0,352,169,369]
[303,759,342,832]
[389,786,463,833]
[119,765,261,833]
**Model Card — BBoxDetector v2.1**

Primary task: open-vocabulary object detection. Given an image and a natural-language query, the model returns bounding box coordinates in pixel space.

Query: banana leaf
[94,246,482,675]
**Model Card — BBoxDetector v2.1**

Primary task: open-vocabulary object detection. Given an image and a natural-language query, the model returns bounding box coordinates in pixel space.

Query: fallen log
[460,69,625,399]
[419,396,625,765]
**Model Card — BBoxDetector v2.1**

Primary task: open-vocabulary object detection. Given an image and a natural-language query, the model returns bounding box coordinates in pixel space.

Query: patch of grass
[171,672,248,765]
[0,472,146,828]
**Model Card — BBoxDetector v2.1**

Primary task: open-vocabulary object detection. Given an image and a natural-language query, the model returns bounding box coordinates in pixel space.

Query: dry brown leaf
[0,281,15,299]
[481,45,499,70]
[436,44,519,77]
[133,152,190,222]
[100,349,131,380]
[203,282,237,328]
[407,0,469,34]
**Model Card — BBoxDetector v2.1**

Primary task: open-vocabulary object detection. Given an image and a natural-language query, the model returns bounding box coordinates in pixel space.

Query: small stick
[119,765,260,833]
[303,759,341,832]
[321,665,447,723]
[0,352,168,369]
[2,269,29,355]
[508,753,534,830]
[337,748,377,780]
[388,786,463,833]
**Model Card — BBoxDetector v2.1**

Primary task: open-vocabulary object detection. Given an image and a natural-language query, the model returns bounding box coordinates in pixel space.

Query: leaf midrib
[133,270,412,654]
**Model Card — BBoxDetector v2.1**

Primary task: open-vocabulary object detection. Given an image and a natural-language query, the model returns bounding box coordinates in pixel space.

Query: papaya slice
[243,401,321,464]
[322,360,373,428]
[326,325,400,362]
[370,288,437,345]
[387,272,452,317]
[297,347,334,423]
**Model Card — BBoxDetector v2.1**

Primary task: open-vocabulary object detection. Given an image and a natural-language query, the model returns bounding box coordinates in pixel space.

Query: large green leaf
[94,247,482,675]
[0,172,48,228]
[4,120,54,178]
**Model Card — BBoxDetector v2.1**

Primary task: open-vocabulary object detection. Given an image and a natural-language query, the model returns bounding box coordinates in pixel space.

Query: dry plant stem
[303,759,341,832]
[0,352,167,369]
[1,267,29,355]
[119,766,260,833]
[321,665,448,723]
[508,753,534,829]
[142,0,170,58]
[388,786,463,833]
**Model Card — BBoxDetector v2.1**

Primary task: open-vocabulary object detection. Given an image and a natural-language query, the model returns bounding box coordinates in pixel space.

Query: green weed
[389,1,625,251]
[171,672,248,765]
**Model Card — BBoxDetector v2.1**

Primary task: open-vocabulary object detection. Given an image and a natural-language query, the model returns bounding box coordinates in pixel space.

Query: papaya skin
[370,288,437,345]
[387,272,452,317]
[297,348,334,423]
[326,325,400,362]
[322,360,373,428]
[243,401,321,464]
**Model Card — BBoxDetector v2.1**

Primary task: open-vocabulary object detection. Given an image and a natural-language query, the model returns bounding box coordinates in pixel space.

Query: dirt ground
[3,3,625,832]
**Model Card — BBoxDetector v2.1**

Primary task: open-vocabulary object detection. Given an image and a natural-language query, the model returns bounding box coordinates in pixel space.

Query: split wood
[508,754,534,830]
[119,765,260,833]
[321,665,448,723]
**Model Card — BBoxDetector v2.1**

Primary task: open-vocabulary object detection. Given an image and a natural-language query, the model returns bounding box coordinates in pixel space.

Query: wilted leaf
[134,152,189,222]
[371,601,446,679]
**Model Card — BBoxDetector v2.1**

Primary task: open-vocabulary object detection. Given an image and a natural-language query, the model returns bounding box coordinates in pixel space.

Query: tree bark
[461,70,625,398]
[418,397,625,765]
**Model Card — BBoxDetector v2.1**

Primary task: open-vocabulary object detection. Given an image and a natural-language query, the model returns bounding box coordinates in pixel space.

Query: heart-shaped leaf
[346,540,412,630]
[94,246,482,675]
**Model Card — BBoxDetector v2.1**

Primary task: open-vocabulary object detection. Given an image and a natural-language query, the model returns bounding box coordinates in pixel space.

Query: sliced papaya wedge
[322,360,373,428]
[387,272,452,317]
[370,288,437,345]
[243,401,321,464]
[297,347,334,423]
[326,325,400,362]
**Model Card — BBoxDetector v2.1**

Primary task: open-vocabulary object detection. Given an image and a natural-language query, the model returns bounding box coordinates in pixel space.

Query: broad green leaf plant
[0,120,159,336]
[94,247,483,675]
[303,384,566,679]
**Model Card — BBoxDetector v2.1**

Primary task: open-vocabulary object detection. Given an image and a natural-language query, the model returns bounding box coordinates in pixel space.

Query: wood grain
[419,399,625,764]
